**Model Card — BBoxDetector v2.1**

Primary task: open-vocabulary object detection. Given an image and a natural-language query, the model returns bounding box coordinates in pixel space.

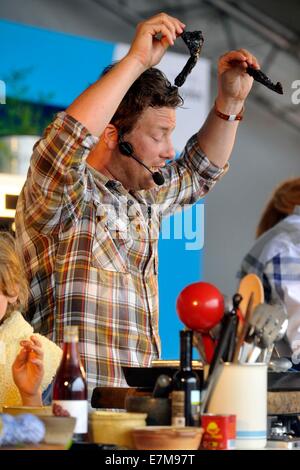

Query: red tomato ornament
[176,282,224,332]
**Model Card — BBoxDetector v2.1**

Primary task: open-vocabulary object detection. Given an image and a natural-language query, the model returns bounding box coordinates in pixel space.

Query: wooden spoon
[237,273,264,317]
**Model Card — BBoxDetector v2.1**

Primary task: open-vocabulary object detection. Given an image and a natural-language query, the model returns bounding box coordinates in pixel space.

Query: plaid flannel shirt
[15,111,226,397]
[238,206,300,350]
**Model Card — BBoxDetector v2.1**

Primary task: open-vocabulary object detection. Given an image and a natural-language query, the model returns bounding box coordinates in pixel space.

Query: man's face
[122,106,176,190]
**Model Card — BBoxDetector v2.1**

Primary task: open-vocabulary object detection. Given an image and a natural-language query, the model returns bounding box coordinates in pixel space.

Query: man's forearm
[197,99,244,169]
[67,55,145,136]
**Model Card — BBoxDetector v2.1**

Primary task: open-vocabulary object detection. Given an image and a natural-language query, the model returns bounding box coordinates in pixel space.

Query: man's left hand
[216,49,259,112]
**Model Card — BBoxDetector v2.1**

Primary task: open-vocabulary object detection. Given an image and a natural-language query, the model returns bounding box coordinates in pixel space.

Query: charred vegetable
[247,66,283,94]
[174,31,204,87]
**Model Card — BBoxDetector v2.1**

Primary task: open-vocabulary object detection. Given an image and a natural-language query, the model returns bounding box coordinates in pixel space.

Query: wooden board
[268,391,300,414]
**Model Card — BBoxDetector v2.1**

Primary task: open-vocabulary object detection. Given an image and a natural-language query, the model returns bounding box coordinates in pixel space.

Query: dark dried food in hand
[181,31,204,57]
[246,66,283,95]
[174,56,198,87]
[174,30,204,87]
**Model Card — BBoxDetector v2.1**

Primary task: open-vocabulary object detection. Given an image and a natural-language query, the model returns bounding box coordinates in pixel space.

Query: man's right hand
[127,13,185,69]
[66,13,185,136]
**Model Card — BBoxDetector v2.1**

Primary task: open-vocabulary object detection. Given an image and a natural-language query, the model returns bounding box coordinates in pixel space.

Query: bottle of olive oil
[171,330,200,427]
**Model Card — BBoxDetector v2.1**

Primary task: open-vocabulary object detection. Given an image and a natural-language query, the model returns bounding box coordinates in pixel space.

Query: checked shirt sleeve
[153,133,229,217]
[263,256,300,350]
[18,112,99,232]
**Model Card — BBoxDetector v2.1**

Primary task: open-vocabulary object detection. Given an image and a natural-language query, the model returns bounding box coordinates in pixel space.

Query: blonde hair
[0,232,28,318]
[256,178,300,238]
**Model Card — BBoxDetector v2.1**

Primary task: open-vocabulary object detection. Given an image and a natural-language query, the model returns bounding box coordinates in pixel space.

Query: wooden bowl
[133,426,204,450]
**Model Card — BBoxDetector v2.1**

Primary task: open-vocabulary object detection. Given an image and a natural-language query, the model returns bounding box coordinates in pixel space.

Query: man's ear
[103,124,119,151]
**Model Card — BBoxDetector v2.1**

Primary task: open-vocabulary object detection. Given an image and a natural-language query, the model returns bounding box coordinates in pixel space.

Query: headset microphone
[118,140,165,186]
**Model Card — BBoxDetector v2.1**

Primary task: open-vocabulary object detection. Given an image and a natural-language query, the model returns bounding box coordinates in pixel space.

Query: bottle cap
[180,329,193,340]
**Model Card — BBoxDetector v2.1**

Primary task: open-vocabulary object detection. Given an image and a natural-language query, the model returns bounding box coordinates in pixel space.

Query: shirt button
[106,180,118,189]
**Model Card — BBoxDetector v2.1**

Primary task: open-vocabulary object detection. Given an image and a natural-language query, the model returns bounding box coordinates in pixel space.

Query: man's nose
[162,141,176,160]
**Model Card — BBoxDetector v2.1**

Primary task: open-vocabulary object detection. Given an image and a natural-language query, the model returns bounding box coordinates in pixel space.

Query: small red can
[201,414,236,450]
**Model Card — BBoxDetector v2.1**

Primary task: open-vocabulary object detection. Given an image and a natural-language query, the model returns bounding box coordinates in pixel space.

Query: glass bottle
[52,325,88,442]
[171,330,200,427]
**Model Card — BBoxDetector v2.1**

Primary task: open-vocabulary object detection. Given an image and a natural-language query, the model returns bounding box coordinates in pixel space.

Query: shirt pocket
[92,217,129,273]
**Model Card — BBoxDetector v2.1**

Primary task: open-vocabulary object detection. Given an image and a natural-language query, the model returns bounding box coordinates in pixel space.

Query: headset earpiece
[117,134,165,186]
[118,140,133,157]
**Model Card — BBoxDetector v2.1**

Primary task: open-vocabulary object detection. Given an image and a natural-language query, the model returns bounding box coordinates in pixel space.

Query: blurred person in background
[238,178,300,361]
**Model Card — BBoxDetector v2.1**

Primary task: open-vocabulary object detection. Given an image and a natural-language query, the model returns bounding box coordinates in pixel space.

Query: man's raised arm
[197,49,259,169]
[66,13,185,136]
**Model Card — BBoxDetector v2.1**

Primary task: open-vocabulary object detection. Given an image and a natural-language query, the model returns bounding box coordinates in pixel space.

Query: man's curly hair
[101,64,183,134]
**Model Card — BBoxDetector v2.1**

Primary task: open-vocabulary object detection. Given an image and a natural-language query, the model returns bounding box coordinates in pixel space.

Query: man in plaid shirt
[15,13,258,398]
